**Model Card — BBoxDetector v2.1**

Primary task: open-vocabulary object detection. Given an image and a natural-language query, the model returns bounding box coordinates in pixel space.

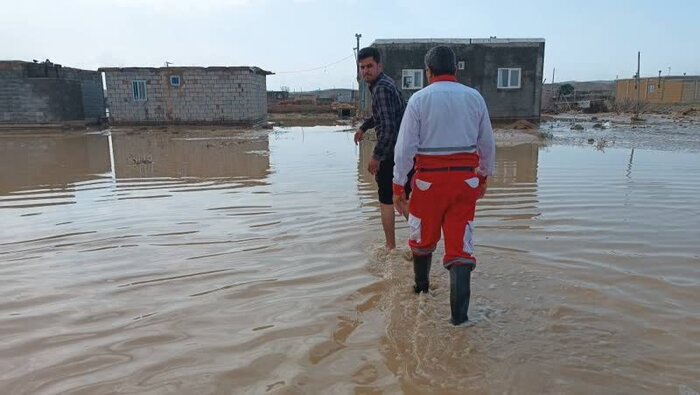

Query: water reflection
[112,130,270,180]
[0,129,271,210]
[357,136,380,212]
[479,143,541,228]
[491,143,539,185]
[0,133,109,195]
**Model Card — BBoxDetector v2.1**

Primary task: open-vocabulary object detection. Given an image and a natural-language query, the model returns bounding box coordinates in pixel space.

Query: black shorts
[376,158,413,205]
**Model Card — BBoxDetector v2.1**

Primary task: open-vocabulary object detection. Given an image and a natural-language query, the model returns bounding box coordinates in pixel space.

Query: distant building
[275,89,358,107]
[315,88,357,104]
[101,66,273,125]
[616,76,700,105]
[0,60,104,124]
[267,90,290,105]
[359,38,545,121]
[542,81,615,113]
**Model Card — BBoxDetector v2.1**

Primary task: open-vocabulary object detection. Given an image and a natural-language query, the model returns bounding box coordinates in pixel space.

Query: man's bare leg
[380,203,396,251]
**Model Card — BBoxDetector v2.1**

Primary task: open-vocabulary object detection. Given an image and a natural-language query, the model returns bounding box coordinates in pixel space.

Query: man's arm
[359,116,375,132]
[355,115,375,145]
[477,98,495,178]
[392,97,419,193]
[371,85,401,162]
[476,98,495,199]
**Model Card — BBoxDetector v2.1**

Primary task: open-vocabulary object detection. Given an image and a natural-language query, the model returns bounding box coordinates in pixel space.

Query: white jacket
[393,80,496,186]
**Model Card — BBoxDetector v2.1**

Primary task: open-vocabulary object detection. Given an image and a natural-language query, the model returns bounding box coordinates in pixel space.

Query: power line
[274,53,355,74]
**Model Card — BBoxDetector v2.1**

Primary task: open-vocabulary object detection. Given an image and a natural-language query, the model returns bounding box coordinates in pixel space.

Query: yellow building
[616,76,700,104]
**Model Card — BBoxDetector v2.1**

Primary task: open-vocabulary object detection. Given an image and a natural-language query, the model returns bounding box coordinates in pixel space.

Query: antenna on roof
[165,61,173,68]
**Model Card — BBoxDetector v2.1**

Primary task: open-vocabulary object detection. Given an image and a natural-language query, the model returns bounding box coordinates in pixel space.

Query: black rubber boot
[449,264,473,325]
[413,253,432,294]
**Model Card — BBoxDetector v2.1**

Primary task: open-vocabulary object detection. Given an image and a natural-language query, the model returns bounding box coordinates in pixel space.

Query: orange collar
[430,75,458,84]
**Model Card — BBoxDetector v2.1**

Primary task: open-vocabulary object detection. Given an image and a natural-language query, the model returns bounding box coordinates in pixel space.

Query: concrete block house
[101,66,273,125]
[360,38,545,122]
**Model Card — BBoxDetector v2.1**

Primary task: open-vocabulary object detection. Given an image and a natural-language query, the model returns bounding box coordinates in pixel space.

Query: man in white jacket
[392,45,495,325]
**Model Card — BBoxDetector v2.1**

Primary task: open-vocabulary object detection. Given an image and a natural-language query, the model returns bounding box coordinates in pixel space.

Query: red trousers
[407,156,482,268]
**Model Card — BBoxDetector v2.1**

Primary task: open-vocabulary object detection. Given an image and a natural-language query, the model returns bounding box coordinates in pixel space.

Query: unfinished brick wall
[0,61,104,124]
[62,67,105,121]
[103,67,268,125]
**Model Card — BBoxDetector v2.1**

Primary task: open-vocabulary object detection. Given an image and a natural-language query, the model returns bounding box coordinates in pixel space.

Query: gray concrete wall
[0,77,84,123]
[63,67,105,121]
[0,61,104,123]
[0,62,24,78]
[103,67,267,125]
[361,41,545,121]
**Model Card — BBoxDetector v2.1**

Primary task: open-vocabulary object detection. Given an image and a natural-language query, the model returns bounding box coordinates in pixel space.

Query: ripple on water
[1,128,699,393]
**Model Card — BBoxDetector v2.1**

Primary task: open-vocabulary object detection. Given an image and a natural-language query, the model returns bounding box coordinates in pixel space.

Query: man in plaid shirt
[354,47,412,252]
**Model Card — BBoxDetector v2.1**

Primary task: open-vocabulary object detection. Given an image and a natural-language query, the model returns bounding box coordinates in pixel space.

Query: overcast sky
[2,0,698,91]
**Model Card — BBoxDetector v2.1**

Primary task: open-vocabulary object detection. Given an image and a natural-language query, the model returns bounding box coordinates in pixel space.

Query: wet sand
[1,124,699,394]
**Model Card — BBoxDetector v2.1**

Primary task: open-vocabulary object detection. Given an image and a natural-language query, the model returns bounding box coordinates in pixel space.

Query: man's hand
[393,193,409,217]
[353,130,364,145]
[478,180,488,200]
[367,158,379,175]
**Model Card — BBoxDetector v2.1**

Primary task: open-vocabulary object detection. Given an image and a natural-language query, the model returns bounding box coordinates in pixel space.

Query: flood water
[1,125,699,394]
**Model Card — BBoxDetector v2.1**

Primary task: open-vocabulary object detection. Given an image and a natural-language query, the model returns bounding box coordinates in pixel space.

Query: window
[170,75,181,87]
[458,61,466,70]
[132,80,147,101]
[497,68,521,89]
[647,84,655,94]
[402,69,424,89]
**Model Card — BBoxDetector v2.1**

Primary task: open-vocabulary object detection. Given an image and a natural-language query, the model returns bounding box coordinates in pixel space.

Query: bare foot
[385,244,396,254]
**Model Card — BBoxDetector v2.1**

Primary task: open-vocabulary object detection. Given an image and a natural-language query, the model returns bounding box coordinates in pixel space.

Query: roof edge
[98,66,274,75]
[372,38,545,45]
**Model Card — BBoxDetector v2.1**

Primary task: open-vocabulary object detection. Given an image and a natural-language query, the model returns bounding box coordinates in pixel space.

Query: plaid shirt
[360,73,406,161]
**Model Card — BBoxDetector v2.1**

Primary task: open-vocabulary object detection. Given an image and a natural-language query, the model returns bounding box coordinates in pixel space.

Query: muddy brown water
[1,126,699,394]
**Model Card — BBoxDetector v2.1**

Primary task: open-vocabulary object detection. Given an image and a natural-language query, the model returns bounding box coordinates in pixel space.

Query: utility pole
[354,33,363,118]
[354,33,362,81]
[634,51,641,120]
[548,67,556,112]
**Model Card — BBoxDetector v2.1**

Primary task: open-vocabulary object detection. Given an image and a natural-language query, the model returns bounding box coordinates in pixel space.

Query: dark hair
[358,47,381,63]
[424,45,457,76]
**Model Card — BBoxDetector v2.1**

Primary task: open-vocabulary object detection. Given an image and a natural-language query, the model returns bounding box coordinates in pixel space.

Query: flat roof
[98,66,273,75]
[372,38,545,45]
[0,60,98,72]
[616,75,700,82]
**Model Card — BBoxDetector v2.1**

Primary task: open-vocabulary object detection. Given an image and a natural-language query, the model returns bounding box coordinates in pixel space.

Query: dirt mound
[507,120,538,130]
